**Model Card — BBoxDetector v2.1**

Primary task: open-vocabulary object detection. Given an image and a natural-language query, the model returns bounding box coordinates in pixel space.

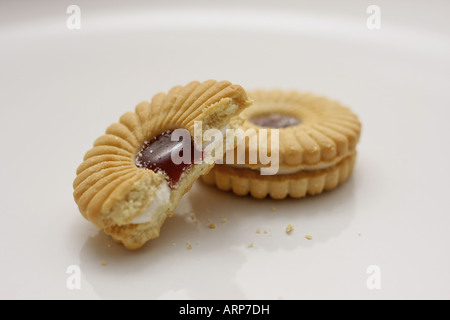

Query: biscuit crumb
[101,261,108,266]
[209,223,216,229]
[107,244,112,248]
[248,242,254,248]
[305,234,312,240]
[264,229,269,234]
[189,214,199,224]
[271,207,277,212]
[358,233,362,237]
[221,218,228,224]
[286,224,294,234]
[187,243,192,250]
[256,228,261,234]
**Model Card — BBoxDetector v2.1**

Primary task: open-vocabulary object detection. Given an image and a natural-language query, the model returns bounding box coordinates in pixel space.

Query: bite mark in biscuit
[73,80,252,250]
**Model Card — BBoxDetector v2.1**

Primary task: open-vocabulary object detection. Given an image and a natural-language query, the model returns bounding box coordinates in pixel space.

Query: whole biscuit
[201,90,361,199]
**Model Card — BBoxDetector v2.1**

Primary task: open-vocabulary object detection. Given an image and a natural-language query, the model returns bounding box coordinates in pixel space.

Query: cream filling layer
[228,162,334,175]
[130,180,171,224]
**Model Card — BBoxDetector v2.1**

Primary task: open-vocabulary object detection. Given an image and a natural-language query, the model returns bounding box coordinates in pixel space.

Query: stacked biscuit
[202,90,361,199]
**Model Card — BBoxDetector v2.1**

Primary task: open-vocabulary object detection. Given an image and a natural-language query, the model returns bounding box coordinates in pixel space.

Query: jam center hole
[249,113,301,128]
[135,129,203,188]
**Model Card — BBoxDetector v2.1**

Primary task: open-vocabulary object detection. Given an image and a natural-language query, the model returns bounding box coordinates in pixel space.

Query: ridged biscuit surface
[202,90,361,199]
[73,80,252,249]
[229,90,361,169]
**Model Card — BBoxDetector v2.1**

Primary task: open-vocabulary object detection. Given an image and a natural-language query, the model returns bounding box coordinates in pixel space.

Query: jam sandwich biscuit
[73,80,252,249]
[201,90,361,199]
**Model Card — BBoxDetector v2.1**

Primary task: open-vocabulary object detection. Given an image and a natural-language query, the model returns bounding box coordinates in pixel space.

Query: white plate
[1,0,450,299]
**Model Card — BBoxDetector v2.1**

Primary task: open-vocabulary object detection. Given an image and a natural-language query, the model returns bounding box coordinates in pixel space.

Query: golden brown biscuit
[201,90,361,199]
[73,80,252,249]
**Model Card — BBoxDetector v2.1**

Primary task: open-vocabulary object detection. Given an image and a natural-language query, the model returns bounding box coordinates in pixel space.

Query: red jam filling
[250,113,300,128]
[135,129,202,188]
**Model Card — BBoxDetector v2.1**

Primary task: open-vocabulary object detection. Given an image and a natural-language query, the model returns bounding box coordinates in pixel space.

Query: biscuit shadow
[78,196,249,299]
[78,174,356,299]
[188,176,357,249]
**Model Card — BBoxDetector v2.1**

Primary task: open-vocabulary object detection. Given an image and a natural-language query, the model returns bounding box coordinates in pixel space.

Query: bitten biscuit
[73,80,252,249]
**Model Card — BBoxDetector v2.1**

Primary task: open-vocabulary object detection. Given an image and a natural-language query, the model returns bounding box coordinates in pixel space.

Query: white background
[1,0,449,299]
